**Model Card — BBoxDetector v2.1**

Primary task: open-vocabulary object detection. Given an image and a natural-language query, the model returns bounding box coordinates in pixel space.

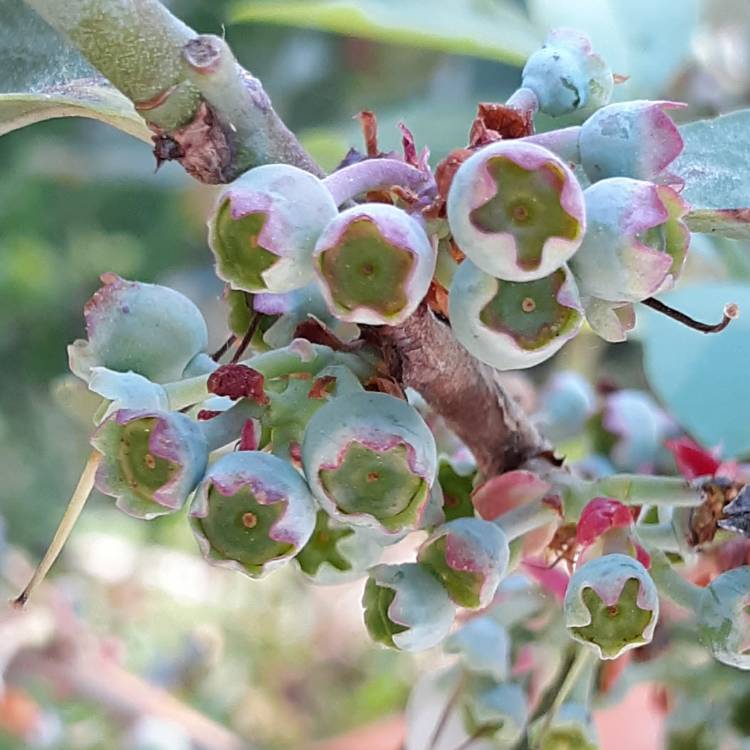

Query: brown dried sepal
[293,318,348,351]
[688,478,744,546]
[363,376,405,399]
[149,101,231,183]
[207,364,269,404]
[469,102,534,146]
[425,280,450,319]
[308,375,337,400]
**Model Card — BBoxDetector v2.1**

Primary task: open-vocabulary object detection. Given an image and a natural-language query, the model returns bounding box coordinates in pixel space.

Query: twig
[23,0,552,478]
[231,314,261,364]
[212,334,237,362]
[427,673,465,750]
[642,297,739,334]
[11,648,249,750]
[12,450,102,608]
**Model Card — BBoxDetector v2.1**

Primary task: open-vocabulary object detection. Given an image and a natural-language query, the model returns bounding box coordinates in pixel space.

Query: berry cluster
[16,31,750,738]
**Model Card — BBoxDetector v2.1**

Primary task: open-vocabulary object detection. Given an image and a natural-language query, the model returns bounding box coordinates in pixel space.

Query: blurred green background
[2,0,750,747]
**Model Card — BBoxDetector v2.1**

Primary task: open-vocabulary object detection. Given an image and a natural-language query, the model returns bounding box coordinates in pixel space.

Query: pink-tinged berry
[68,274,208,384]
[447,141,586,282]
[301,391,437,533]
[564,553,659,659]
[417,518,510,609]
[190,451,316,579]
[697,566,750,670]
[575,497,649,567]
[569,178,690,303]
[449,260,584,370]
[362,563,455,651]
[576,497,633,549]
[311,203,436,325]
[521,29,613,117]
[579,100,686,184]
[208,164,338,293]
[91,409,208,520]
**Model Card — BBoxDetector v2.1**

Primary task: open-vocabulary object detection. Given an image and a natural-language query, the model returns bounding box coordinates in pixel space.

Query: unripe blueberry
[91,409,208,519]
[579,101,685,183]
[311,203,436,325]
[531,704,599,750]
[264,364,363,460]
[569,178,690,303]
[463,678,528,746]
[449,260,584,370]
[697,566,750,670]
[445,617,510,682]
[418,518,509,609]
[521,29,613,117]
[208,164,338,294]
[301,391,437,533]
[564,553,659,659]
[68,273,208,383]
[190,451,317,578]
[362,562,455,651]
[447,141,585,282]
[601,390,673,473]
[536,371,597,442]
[294,510,385,585]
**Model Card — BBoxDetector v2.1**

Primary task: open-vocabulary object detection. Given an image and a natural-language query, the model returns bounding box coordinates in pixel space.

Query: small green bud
[208,164,338,293]
[362,562,456,651]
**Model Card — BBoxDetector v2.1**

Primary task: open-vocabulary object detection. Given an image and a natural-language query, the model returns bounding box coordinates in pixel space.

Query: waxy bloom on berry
[579,100,686,183]
[569,178,690,303]
[697,566,750,670]
[418,517,510,609]
[362,563,455,651]
[449,260,584,370]
[445,617,510,682]
[190,451,317,579]
[463,679,528,746]
[564,553,659,659]
[91,409,208,520]
[312,203,436,325]
[521,29,613,117]
[68,274,208,384]
[302,391,437,533]
[208,164,338,294]
[447,141,585,282]
[602,389,674,473]
[536,371,597,442]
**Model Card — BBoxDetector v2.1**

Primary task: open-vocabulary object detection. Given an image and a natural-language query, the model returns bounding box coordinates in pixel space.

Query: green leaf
[0,0,150,142]
[640,282,750,458]
[676,110,750,240]
[229,0,540,65]
[0,81,152,143]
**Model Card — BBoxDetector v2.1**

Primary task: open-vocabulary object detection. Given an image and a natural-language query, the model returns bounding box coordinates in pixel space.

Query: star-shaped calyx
[470,156,580,272]
[571,578,654,658]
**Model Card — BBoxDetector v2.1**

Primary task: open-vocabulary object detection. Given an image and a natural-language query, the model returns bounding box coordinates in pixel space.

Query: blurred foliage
[2,0,750,747]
